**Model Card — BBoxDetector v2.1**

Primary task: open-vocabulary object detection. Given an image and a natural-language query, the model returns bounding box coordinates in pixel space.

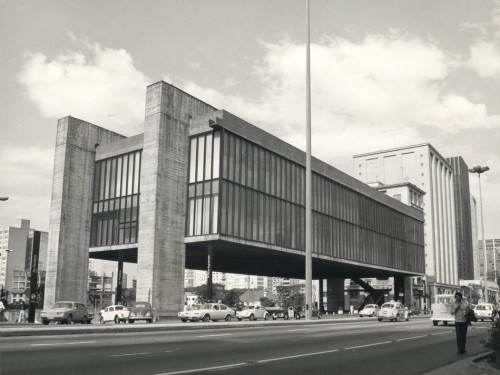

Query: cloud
[0,142,54,231]
[466,40,500,77]
[183,34,497,164]
[18,40,149,136]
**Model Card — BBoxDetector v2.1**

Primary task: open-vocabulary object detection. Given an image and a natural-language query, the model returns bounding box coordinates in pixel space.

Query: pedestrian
[450,291,470,354]
[404,306,409,321]
[183,302,188,311]
[0,300,7,322]
[350,305,354,316]
[17,300,27,323]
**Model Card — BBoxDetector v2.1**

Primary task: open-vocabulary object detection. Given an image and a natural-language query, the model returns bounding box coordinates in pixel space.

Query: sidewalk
[422,352,497,375]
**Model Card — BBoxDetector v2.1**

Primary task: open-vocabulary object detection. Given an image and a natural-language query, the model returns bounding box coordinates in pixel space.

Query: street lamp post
[469,165,489,303]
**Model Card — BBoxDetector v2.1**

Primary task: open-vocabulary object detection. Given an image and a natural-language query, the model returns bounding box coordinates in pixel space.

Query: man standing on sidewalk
[450,291,470,354]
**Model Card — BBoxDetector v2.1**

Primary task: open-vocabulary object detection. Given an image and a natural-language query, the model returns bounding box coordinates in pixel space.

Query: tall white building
[353,143,458,295]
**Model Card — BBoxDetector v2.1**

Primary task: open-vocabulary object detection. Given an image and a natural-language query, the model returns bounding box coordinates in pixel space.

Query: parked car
[40,301,91,325]
[236,305,271,321]
[377,301,408,322]
[178,303,235,322]
[474,303,497,322]
[128,302,154,323]
[359,304,379,317]
[100,305,130,324]
[408,306,421,316]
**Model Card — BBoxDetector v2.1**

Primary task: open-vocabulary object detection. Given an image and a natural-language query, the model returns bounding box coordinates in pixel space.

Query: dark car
[408,306,421,316]
[128,302,154,323]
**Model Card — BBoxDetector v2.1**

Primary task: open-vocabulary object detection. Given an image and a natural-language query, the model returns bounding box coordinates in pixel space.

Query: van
[430,294,455,326]
[474,303,497,322]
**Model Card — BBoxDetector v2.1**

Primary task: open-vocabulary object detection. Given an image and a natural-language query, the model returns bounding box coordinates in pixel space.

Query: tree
[222,289,242,307]
[276,285,304,308]
[259,296,275,307]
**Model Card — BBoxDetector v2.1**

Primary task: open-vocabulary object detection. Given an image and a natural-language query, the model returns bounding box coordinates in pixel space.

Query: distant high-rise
[447,157,475,280]
[354,143,458,296]
[479,239,500,280]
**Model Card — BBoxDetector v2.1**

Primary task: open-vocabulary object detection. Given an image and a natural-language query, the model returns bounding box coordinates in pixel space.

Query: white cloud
[466,40,500,77]
[0,142,54,231]
[184,34,496,164]
[18,41,149,136]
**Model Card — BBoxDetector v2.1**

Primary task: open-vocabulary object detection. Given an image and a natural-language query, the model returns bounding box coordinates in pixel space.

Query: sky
[1,0,499,246]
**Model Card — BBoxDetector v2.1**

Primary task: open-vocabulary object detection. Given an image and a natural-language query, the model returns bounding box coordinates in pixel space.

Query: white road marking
[155,362,247,375]
[345,341,391,350]
[287,328,308,332]
[431,331,453,336]
[396,335,427,341]
[109,351,173,357]
[258,348,340,362]
[31,341,96,346]
[196,333,232,338]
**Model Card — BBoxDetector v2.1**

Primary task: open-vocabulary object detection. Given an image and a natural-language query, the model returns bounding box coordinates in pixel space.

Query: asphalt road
[0,318,491,375]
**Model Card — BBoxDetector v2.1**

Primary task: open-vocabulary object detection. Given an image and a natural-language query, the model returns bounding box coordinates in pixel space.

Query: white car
[236,306,271,321]
[99,305,130,324]
[359,304,379,317]
[178,303,235,322]
[474,303,497,322]
[377,302,408,322]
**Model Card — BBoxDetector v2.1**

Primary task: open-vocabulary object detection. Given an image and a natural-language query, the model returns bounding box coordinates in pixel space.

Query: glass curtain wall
[90,150,141,246]
[186,130,424,272]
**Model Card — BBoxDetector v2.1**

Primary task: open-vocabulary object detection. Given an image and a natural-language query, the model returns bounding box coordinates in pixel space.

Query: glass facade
[187,129,424,272]
[90,151,141,247]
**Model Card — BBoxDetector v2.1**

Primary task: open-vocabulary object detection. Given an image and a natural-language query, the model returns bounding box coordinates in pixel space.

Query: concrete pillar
[404,276,413,306]
[46,117,124,308]
[207,246,213,301]
[394,276,404,303]
[136,82,216,317]
[326,278,344,313]
[116,251,124,304]
[318,279,324,312]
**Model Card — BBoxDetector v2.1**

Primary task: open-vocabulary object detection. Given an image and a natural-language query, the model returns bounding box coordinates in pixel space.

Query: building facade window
[186,129,424,272]
[90,150,142,246]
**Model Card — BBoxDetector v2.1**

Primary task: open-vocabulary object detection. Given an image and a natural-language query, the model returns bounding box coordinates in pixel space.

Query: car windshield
[133,303,149,308]
[52,302,73,309]
[366,305,376,308]
[382,303,394,309]
[198,304,213,309]
[247,306,255,309]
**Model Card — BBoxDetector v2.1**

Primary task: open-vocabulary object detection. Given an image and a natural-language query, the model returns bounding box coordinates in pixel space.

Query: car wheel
[114,315,120,324]
[395,315,400,322]
[249,314,254,321]
[66,315,73,324]
[443,321,448,326]
[284,314,289,320]
[100,316,104,324]
[81,316,88,324]
[378,318,383,322]
[432,321,438,326]
[225,315,232,322]
[359,315,363,318]
[295,314,300,320]
[129,319,135,323]
[42,320,49,325]
[181,319,187,322]
[202,314,210,322]
[148,318,153,323]
[237,318,242,321]
[318,313,322,319]
[264,314,270,321]
[481,319,484,322]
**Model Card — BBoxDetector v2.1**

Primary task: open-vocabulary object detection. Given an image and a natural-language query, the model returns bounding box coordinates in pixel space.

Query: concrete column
[136,82,216,317]
[318,279,324,312]
[326,278,344,314]
[404,276,413,306]
[207,246,213,301]
[46,117,124,308]
[394,276,404,303]
[116,251,124,304]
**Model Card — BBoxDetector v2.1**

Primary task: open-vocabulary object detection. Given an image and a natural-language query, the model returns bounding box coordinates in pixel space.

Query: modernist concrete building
[46,81,425,317]
[354,144,459,300]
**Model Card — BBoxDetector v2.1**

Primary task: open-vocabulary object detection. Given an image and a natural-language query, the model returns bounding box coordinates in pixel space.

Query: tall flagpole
[305,0,313,320]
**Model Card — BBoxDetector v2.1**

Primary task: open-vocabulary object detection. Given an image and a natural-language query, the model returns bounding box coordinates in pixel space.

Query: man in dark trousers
[450,291,470,354]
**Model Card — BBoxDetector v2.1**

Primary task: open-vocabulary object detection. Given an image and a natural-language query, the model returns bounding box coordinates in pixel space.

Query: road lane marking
[431,332,453,336]
[345,341,391,350]
[31,341,96,346]
[109,351,173,357]
[155,362,248,375]
[396,335,427,341]
[287,329,308,332]
[258,348,340,362]
[196,333,232,338]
